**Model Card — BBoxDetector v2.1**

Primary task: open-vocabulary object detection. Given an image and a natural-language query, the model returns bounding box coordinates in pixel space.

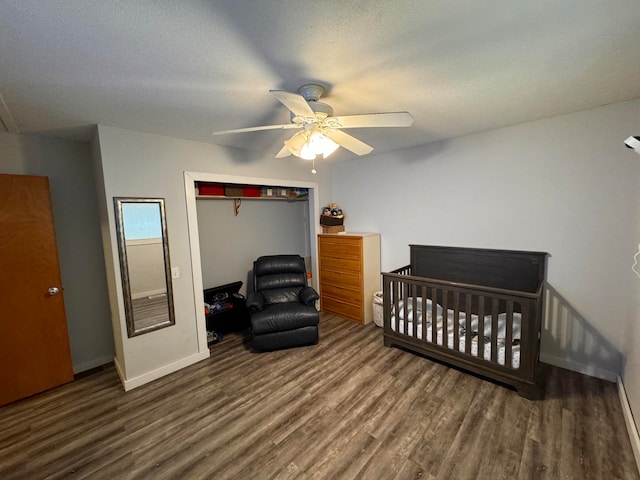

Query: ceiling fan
[212,84,413,162]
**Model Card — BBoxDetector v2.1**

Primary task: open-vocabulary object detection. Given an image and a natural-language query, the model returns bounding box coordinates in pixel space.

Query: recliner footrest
[252,326,319,351]
[251,303,319,335]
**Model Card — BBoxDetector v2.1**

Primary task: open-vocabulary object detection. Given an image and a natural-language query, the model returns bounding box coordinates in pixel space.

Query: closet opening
[184,171,320,346]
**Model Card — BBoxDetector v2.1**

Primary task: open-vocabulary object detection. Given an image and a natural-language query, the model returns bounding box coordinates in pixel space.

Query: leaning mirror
[114,197,175,337]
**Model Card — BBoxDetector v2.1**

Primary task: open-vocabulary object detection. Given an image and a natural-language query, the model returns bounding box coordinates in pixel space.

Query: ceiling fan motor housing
[298,84,325,101]
[291,84,334,120]
[291,100,333,122]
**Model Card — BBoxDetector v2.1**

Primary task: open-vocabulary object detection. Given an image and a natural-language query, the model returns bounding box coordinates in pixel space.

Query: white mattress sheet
[390,298,521,368]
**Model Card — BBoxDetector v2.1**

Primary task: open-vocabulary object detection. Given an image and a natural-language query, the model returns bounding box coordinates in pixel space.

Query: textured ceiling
[1,1,640,161]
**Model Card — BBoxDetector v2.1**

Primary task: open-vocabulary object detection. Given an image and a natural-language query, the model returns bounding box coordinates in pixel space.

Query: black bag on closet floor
[204,281,250,339]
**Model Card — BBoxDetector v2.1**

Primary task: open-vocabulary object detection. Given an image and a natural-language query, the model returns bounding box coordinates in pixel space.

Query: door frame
[183,171,320,353]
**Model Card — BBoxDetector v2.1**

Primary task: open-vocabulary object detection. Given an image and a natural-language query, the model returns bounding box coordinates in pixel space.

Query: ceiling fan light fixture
[299,132,339,160]
[283,131,308,157]
[214,84,413,161]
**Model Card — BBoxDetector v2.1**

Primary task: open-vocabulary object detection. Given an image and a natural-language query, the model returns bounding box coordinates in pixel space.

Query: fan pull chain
[311,157,317,174]
[233,198,241,216]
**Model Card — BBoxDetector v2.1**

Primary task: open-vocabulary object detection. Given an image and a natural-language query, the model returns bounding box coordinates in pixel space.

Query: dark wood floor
[0,313,638,480]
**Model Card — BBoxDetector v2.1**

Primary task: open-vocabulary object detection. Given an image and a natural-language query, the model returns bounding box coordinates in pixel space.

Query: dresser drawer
[320,282,362,304]
[318,255,361,272]
[318,237,362,259]
[321,295,363,322]
[318,267,360,288]
[318,235,362,248]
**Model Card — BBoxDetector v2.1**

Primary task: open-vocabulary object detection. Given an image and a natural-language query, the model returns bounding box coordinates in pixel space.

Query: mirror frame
[114,197,175,337]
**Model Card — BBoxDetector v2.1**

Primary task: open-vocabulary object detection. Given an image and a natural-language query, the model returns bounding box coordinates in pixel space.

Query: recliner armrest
[299,286,319,306]
[246,291,264,313]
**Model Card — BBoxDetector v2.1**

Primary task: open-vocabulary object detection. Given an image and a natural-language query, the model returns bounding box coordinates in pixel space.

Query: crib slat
[465,294,473,355]
[491,297,499,363]
[393,280,401,335]
[476,296,485,357]
[520,303,530,372]
[453,291,460,352]
[505,300,514,368]
[416,285,422,338]
[420,285,427,341]
[440,288,448,347]
[403,281,410,336]
[431,286,438,345]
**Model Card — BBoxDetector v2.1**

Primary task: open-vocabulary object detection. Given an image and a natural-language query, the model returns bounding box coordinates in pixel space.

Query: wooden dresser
[317,233,381,324]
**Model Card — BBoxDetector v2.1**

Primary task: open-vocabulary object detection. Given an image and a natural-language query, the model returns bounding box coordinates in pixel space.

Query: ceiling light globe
[300,148,316,160]
[300,132,339,160]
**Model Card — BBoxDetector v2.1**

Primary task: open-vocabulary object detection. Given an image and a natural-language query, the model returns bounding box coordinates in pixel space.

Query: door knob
[48,287,60,296]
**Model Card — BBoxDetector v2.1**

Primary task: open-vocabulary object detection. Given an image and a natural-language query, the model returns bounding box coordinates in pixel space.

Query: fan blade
[212,123,302,135]
[269,90,316,118]
[275,145,292,158]
[324,129,374,156]
[329,112,413,129]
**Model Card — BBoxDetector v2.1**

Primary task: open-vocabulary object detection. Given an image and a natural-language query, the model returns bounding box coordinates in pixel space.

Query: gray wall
[0,132,114,372]
[94,125,328,386]
[331,99,640,432]
[197,198,310,295]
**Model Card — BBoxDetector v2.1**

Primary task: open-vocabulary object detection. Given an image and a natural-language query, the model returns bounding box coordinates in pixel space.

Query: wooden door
[0,174,73,406]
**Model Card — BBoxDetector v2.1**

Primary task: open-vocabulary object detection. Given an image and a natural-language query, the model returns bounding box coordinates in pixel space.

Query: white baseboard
[114,356,126,387]
[618,376,640,475]
[120,350,210,391]
[72,355,114,374]
[539,353,617,382]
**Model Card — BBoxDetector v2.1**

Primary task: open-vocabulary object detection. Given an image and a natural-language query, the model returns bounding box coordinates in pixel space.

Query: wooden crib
[383,245,547,399]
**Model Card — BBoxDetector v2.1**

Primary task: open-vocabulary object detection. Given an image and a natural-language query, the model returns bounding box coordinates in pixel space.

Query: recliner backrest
[253,255,308,305]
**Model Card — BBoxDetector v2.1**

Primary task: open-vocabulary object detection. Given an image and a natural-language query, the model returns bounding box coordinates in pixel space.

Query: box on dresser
[321,225,345,234]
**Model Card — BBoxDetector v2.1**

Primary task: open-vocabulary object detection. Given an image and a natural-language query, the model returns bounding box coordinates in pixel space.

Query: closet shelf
[196,195,308,201]
[196,182,309,201]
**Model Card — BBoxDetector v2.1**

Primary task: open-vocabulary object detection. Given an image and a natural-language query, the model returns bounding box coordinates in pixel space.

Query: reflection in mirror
[114,197,175,337]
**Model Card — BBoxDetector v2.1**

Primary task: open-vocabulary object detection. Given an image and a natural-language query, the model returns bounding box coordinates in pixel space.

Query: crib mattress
[390,298,521,368]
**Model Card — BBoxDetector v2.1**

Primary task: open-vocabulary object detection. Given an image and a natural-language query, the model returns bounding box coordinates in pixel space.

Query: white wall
[197,198,310,295]
[93,125,330,389]
[0,131,114,372]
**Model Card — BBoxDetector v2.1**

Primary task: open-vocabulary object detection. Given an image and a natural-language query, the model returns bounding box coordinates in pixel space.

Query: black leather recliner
[246,255,319,351]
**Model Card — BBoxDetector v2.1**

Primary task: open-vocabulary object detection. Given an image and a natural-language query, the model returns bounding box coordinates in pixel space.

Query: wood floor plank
[0,313,638,480]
